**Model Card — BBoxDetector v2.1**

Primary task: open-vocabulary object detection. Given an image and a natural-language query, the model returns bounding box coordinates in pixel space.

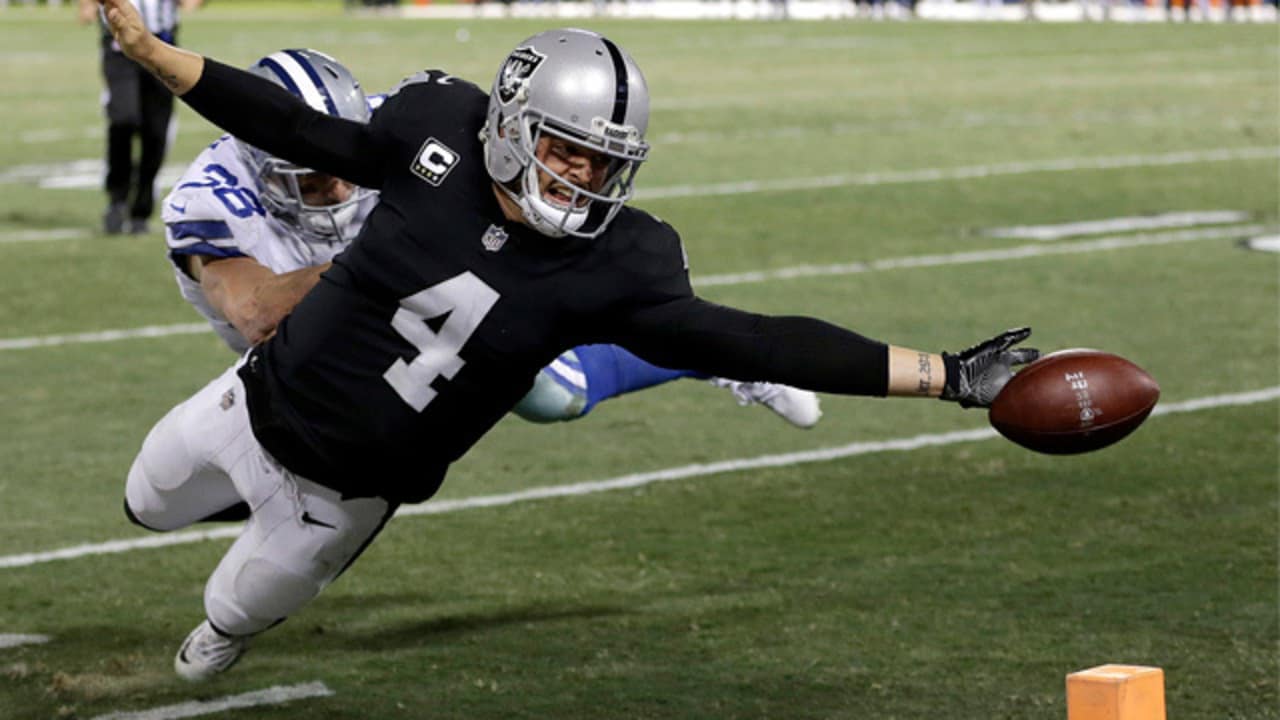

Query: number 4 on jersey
[383,272,499,411]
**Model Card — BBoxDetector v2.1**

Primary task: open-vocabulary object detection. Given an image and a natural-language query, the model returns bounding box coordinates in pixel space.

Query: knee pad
[511,351,588,423]
[207,558,320,636]
[124,459,176,531]
[123,498,162,532]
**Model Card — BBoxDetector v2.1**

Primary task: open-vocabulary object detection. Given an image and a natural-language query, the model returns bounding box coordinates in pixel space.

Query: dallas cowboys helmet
[239,49,373,244]
[482,29,651,239]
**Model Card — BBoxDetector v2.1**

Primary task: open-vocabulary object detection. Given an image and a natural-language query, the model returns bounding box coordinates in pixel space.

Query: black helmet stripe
[600,37,629,125]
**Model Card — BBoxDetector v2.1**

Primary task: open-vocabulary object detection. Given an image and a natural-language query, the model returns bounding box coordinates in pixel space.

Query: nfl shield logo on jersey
[481,224,508,252]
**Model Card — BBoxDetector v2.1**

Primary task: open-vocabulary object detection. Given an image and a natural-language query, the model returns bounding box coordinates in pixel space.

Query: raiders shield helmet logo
[497,46,546,104]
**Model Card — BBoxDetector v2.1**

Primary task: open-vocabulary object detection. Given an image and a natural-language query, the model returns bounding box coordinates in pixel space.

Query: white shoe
[710,379,823,429]
[174,620,251,682]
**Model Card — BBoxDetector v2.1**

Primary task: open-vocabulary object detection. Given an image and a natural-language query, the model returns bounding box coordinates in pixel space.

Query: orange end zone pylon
[1067,665,1166,720]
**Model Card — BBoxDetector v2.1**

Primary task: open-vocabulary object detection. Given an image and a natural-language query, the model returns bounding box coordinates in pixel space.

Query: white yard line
[983,211,1252,241]
[1245,235,1280,253]
[690,224,1270,286]
[1,223,1269,352]
[19,127,102,144]
[5,147,1274,197]
[39,166,186,191]
[0,633,50,648]
[636,146,1280,201]
[1,386,1274,571]
[0,323,211,351]
[0,228,89,244]
[86,682,334,720]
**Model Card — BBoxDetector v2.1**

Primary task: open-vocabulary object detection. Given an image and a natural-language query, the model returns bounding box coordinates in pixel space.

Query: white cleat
[710,379,823,429]
[174,620,251,682]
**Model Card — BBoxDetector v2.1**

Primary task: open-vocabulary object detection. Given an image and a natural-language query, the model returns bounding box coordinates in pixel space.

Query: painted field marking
[1245,235,1280,253]
[1,224,1269,353]
[37,166,186,192]
[0,633,50,648]
[694,224,1270,287]
[0,323,211,351]
[1,386,1274,571]
[0,159,101,185]
[0,228,89,244]
[984,210,1251,241]
[5,146,1274,197]
[19,126,103,144]
[652,107,1235,146]
[636,146,1280,201]
[86,681,333,720]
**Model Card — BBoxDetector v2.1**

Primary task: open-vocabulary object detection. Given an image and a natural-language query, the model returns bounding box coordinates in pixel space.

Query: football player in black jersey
[101,0,1038,681]
[167,49,822,443]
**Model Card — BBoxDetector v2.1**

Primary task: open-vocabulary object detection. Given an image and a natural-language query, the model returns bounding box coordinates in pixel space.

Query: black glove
[940,327,1040,408]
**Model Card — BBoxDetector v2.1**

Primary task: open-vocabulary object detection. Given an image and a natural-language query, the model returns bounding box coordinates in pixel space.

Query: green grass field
[0,6,1277,719]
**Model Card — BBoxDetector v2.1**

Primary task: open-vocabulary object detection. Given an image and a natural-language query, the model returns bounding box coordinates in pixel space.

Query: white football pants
[125,361,394,637]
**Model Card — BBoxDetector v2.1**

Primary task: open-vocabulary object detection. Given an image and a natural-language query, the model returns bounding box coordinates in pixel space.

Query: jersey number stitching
[383,272,500,412]
[177,163,265,219]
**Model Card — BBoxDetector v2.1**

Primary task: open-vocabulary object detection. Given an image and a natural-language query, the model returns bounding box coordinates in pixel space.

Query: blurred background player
[162,49,823,431]
[79,0,202,234]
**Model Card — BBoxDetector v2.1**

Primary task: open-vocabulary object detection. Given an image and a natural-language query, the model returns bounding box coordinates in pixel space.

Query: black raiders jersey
[184,61,890,504]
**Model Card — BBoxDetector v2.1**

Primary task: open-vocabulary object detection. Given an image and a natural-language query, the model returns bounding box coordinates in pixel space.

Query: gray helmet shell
[239,49,372,244]
[483,29,651,238]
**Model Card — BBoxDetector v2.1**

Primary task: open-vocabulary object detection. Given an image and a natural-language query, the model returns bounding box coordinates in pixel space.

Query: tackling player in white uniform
[161,49,823,431]
[163,133,371,354]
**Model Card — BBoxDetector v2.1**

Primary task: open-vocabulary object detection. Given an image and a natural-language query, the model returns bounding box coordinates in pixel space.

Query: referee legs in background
[101,38,175,235]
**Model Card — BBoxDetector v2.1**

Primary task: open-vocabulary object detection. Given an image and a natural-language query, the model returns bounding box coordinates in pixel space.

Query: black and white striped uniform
[97,0,186,223]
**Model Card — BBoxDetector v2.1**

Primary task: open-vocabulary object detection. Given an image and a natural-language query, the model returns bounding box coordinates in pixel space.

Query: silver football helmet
[482,29,651,239]
[238,49,373,244]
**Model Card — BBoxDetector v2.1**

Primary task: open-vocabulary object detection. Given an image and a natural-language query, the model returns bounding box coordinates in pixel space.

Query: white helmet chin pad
[515,164,588,238]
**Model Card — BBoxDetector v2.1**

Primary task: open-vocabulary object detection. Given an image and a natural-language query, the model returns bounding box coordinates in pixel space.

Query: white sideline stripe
[398,387,1280,518]
[636,146,1280,201]
[0,323,210,351]
[86,681,333,720]
[0,228,89,244]
[38,166,185,191]
[6,146,1275,195]
[1,224,1268,353]
[19,126,102,144]
[0,633,50,648]
[1245,235,1280,253]
[694,224,1272,287]
[984,210,1252,241]
[0,386,1274,571]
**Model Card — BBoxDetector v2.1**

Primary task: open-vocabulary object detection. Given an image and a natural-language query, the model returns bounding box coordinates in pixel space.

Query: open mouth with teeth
[544,184,589,210]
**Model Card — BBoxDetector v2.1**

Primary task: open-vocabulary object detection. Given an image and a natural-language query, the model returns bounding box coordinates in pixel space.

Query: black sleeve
[181,58,387,189]
[612,296,890,397]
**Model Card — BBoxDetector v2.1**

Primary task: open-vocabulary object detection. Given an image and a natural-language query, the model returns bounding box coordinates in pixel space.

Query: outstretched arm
[96,0,387,188]
[98,0,203,93]
[616,297,1037,408]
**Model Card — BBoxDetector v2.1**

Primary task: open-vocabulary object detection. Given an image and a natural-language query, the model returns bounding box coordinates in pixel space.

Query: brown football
[989,349,1160,455]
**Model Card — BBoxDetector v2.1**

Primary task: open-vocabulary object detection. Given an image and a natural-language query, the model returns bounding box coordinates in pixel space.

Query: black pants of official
[101,45,176,222]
